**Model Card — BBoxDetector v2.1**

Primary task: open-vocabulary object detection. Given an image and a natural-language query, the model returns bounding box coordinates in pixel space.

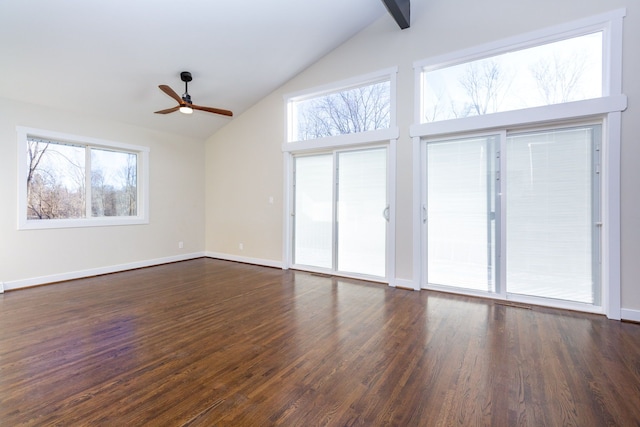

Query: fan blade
[154,106,180,114]
[191,104,233,117]
[159,85,183,104]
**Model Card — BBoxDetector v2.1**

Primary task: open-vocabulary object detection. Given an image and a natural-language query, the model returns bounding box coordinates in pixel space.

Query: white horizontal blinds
[337,148,387,277]
[427,135,498,292]
[506,126,599,303]
[293,154,333,269]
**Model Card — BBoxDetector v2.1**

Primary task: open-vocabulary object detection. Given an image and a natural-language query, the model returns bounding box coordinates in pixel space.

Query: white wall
[0,98,206,289]
[204,100,284,266]
[204,0,640,316]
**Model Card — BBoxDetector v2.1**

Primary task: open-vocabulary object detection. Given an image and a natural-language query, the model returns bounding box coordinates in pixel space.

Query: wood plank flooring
[1,258,639,426]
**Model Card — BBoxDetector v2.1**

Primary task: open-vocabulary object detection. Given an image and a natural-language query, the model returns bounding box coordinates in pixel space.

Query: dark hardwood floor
[1,258,639,426]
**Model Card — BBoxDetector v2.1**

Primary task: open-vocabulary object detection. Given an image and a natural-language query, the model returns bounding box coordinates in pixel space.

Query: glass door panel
[337,148,387,277]
[293,154,333,268]
[426,136,498,292]
[506,126,600,304]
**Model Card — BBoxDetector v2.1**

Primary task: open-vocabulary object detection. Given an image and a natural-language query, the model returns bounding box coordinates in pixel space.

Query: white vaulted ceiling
[0,1,387,140]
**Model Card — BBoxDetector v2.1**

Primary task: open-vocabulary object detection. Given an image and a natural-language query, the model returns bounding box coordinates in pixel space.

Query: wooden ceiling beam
[381,0,410,29]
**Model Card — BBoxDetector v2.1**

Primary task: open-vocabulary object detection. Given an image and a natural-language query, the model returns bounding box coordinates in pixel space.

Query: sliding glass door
[293,147,387,278]
[422,124,601,307]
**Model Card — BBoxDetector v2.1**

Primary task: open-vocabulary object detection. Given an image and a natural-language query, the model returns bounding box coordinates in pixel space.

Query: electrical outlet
[178,241,184,249]
[239,243,244,251]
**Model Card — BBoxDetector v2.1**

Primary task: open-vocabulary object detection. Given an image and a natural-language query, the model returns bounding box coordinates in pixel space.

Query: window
[285,68,398,146]
[291,80,390,141]
[18,127,149,229]
[420,32,603,122]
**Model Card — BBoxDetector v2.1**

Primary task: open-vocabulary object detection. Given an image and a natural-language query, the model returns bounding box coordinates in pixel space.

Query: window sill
[18,216,149,230]
[410,95,627,138]
[282,127,400,153]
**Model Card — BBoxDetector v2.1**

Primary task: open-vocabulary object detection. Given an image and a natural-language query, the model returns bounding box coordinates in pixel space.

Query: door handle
[383,206,390,222]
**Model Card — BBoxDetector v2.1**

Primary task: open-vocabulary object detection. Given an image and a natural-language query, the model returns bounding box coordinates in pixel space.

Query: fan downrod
[180,71,193,103]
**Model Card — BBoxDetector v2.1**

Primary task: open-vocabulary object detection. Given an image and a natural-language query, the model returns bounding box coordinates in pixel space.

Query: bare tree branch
[531,52,587,104]
[297,82,390,140]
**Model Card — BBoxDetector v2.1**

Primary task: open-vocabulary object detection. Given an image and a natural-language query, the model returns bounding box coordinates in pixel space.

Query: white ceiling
[0,1,388,140]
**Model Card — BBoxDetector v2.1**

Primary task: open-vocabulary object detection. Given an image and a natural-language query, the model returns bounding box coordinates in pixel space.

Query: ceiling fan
[154,71,233,117]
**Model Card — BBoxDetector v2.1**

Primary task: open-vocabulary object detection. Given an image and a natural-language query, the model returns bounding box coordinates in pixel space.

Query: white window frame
[17,126,150,230]
[410,9,626,319]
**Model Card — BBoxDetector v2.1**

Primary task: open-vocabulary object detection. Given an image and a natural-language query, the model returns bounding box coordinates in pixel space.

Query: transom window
[286,68,396,144]
[420,32,603,123]
[18,127,149,229]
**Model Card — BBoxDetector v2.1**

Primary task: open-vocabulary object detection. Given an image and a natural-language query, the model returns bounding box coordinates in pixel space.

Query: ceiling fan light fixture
[154,71,233,117]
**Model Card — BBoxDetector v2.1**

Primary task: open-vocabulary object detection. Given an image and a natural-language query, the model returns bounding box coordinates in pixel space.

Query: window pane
[337,148,387,277]
[26,139,85,219]
[294,155,333,268]
[91,149,137,217]
[422,32,603,122]
[292,80,390,141]
[506,126,599,304]
[427,136,497,291]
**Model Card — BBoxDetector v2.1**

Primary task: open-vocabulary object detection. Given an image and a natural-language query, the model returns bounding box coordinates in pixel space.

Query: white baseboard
[394,278,419,290]
[621,308,640,323]
[0,281,4,293]
[3,252,206,291]
[205,252,284,269]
